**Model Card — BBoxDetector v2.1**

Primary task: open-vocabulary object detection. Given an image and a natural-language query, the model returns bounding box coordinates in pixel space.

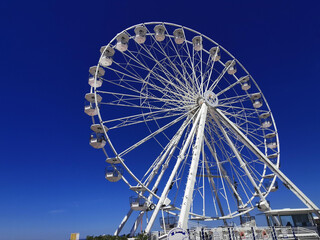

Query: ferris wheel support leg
[129,119,189,236]
[178,103,208,229]
[114,208,133,236]
[203,148,228,225]
[211,111,269,206]
[130,124,188,237]
[144,107,203,234]
[130,211,145,237]
[214,108,320,218]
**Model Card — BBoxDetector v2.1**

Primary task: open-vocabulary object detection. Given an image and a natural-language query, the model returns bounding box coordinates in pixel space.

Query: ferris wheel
[84,22,320,235]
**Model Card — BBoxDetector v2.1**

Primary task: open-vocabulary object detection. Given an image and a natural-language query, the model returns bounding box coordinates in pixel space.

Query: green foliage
[86,234,129,240]
[135,233,149,240]
[85,233,151,240]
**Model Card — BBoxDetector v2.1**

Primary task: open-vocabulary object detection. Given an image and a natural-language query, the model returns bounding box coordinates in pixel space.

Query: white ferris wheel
[84,22,320,236]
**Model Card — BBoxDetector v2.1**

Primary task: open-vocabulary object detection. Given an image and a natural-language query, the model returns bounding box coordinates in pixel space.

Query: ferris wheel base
[151,225,320,240]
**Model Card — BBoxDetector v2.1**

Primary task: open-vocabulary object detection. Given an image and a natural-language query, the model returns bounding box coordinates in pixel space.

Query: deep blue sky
[1,1,320,239]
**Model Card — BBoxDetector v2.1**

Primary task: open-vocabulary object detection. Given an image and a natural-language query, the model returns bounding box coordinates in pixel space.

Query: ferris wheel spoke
[208,60,236,92]
[203,54,217,93]
[215,115,265,146]
[103,108,187,130]
[204,136,245,208]
[142,117,191,187]
[103,73,192,106]
[118,109,195,157]
[216,75,245,98]
[101,101,172,111]
[96,89,162,103]
[183,38,201,93]
[210,111,269,206]
[108,56,189,101]
[97,90,191,109]
[144,33,195,95]
[203,142,228,221]
[127,35,191,95]
[179,50,201,92]
[219,104,266,114]
[191,50,205,96]
[192,49,203,93]
[218,94,250,106]
[219,110,261,129]
[207,141,233,215]
[112,112,188,131]
[165,36,196,95]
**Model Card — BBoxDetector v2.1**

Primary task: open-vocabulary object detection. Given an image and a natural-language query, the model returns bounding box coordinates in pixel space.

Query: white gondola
[99,46,115,67]
[130,196,148,211]
[268,153,278,160]
[115,32,129,52]
[105,166,123,182]
[259,112,272,128]
[106,157,122,164]
[159,216,177,230]
[251,93,263,108]
[134,25,147,44]
[88,66,105,88]
[154,25,166,42]
[84,93,102,116]
[84,102,97,116]
[209,46,221,62]
[85,93,102,103]
[225,60,237,74]
[265,133,277,149]
[130,186,146,192]
[263,173,275,179]
[240,75,251,91]
[192,36,202,51]
[173,28,185,44]
[264,179,279,192]
[90,124,108,133]
[88,76,103,88]
[90,132,106,149]
[89,66,105,77]
[267,153,279,165]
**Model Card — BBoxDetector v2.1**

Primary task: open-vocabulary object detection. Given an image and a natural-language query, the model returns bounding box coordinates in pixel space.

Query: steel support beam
[114,209,133,236]
[214,108,320,217]
[178,103,208,229]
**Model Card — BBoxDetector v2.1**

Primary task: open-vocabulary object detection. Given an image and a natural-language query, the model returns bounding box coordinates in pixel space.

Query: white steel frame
[85,22,320,236]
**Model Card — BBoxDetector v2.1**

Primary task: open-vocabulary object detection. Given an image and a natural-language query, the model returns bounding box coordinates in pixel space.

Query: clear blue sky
[1,0,320,239]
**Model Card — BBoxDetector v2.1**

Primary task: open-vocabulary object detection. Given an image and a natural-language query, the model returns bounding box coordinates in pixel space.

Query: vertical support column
[145,107,203,233]
[129,120,190,236]
[178,103,208,229]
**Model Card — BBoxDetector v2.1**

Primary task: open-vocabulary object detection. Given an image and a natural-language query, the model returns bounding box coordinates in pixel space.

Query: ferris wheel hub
[204,91,219,107]
[197,97,205,106]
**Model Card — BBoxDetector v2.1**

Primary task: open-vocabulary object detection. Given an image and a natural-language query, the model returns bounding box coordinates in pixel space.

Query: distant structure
[70,233,79,240]
[84,22,320,239]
